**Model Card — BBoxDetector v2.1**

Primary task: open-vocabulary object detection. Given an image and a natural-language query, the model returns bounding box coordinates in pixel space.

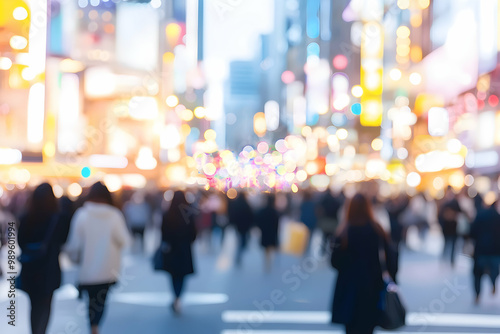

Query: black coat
[470,207,500,257]
[18,211,71,297]
[257,206,279,248]
[330,223,386,327]
[228,197,254,234]
[438,199,461,237]
[161,212,196,277]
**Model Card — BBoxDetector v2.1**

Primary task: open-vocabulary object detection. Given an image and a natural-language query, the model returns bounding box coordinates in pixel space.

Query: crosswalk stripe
[221,311,500,328]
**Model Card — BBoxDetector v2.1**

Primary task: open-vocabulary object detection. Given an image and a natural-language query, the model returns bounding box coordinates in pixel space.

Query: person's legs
[86,284,111,333]
[170,275,185,314]
[236,231,248,266]
[30,293,53,334]
[473,259,484,303]
[450,236,457,266]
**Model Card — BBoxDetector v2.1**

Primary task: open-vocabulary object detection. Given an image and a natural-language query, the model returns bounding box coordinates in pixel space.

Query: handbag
[152,241,171,271]
[377,239,406,330]
[18,214,59,264]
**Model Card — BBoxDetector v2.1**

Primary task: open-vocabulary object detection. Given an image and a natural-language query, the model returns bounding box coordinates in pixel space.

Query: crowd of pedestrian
[0,180,499,334]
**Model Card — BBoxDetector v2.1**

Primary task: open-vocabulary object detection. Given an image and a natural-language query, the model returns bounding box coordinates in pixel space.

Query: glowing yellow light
[181,124,191,137]
[485,191,497,206]
[325,164,338,176]
[397,0,410,10]
[397,45,410,57]
[227,188,237,199]
[204,129,217,141]
[336,128,348,140]
[68,183,83,198]
[418,0,430,9]
[163,52,175,63]
[371,138,383,151]
[291,184,299,193]
[409,72,422,85]
[53,185,63,199]
[433,177,444,190]
[194,106,206,118]
[301,126,312,137]
[351,85,363,98]
[410,46,422,62]
[254,112,267,137]
[296,170,308,182]
[449,171,465,190]
[389,68,402,81]
[181,109,194,122]
[43,142,56,158]
[410,13,422,27]
[166,23,182,47]
[166,95,179,108]
[203,163,217,176]
[396,26,411,39]
[60,59,85,73]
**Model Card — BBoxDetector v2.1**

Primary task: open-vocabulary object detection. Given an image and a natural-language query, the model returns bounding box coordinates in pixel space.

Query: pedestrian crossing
[221,310,500,333]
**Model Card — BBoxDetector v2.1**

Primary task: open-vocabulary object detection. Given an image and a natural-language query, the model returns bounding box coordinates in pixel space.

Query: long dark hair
[26,183,58,225]
[86,182,113,205]
[336,193,386,243]
[164,190,190,228]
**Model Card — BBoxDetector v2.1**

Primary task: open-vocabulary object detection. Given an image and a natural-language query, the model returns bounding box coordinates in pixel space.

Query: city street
[2,226,500,334]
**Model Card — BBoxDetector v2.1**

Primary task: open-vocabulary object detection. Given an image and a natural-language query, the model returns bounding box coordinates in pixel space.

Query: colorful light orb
[81,167,91,178]
[281,70,295,84]
[333,55,348,70]
[351,103,362,115]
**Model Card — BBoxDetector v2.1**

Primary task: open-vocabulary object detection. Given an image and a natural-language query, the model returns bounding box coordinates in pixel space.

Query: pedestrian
[17,183,72,334]
[438,187,464,266]
[317,189,343,255]
[330,193,396,334]
[123,191,152,253]
[65,182,131,334]
[299,190,317,254]
[227,191,254,266]
[470,200,500,304]
[161,190,197,314]
[256,193,280,272]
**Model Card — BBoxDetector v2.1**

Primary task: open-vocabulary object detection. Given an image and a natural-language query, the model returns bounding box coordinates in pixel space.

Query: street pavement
[1,225,500,334]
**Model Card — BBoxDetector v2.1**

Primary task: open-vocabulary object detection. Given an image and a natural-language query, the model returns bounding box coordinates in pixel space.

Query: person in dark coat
[161,190,197,314]
[256,194,280,271]
[385,194,409,248]
[438,187,463,266]
[470,201,500,304]
[227,191,254,266]
[330,193,394,334]
[18,183,72,334]
[317,189,343,255]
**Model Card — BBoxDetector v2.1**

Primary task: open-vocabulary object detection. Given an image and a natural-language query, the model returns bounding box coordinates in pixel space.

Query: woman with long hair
[331,193,393,334]
[18,183,72,334]
[65,182,130,334]
[161,190,197,314]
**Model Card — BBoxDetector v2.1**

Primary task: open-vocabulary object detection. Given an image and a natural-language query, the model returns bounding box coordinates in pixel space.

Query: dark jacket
[470,206,500,257]
[330,223,387,326]
[257,206,280,248]
[300,200,317,231]
[438,198,461,237]
[18,211,71,296]
[161,211,197,277]
[228,196,254,234]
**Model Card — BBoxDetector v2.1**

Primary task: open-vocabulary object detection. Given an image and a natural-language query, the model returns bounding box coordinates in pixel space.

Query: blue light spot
[81,167,91,178]
[331,113,347,127]
[351,103,362,115]
[307,42,320,58]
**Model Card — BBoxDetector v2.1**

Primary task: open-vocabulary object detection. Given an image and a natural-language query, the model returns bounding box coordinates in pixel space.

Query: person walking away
[317,189,343,255]
[123,192,152,253]
[300,190,317,254]
[227,191,254,266]
[330,193,396,334]
[161,190,197,314]
[17,183,72,334]
[470,200,500,304]
[65,182,131,334]
[256,194,280,272]
[438,187,463,266]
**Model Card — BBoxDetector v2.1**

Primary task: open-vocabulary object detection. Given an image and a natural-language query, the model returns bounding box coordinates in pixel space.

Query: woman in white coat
[65,182,131,334]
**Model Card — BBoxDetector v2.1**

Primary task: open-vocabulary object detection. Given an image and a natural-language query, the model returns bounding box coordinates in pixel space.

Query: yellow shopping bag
[281,221,310,256]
